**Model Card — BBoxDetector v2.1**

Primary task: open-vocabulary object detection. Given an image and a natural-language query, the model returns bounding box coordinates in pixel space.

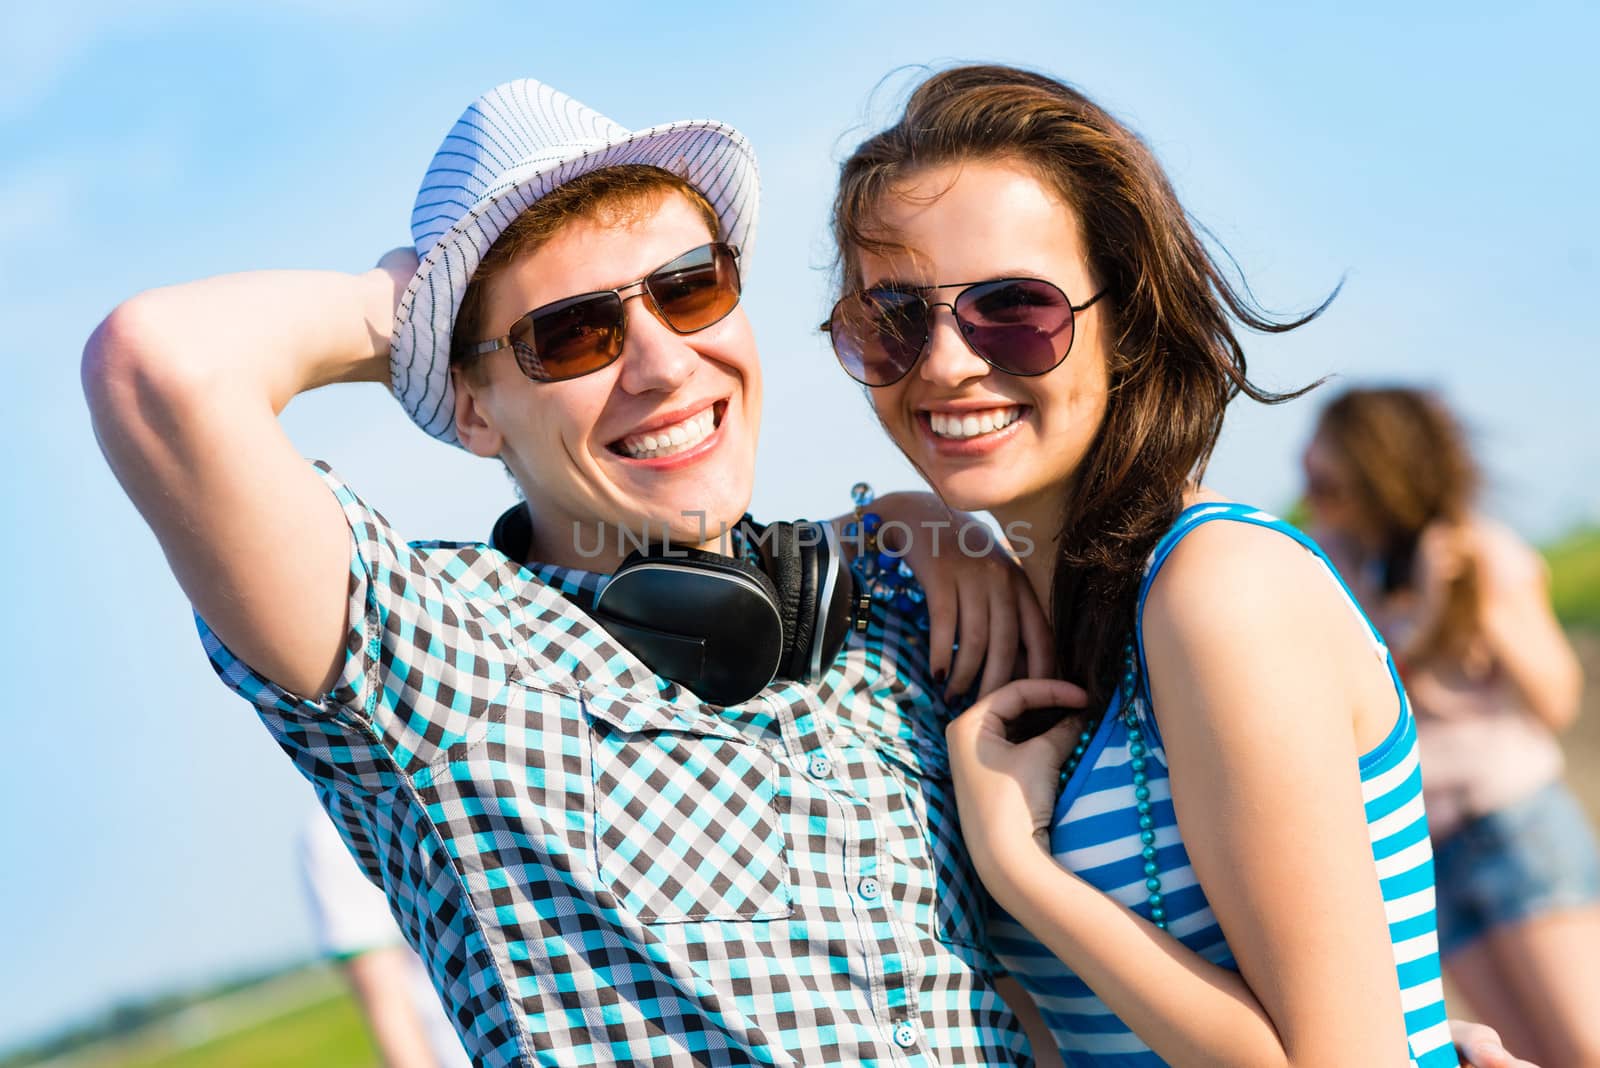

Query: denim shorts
[1432,778,1600,957]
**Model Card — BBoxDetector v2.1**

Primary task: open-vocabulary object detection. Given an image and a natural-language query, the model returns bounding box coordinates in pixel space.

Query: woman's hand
[944,678,1089,897]
[867,492,1055,698]
[1412,519,1475,612]
[1415,521,1475,588]
[1450,1019,1542,1068]
[1397,519,1479,662]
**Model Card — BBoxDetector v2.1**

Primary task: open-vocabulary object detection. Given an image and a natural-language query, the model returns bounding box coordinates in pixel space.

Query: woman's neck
[992,494,1062,617]
[996,482,1227,623]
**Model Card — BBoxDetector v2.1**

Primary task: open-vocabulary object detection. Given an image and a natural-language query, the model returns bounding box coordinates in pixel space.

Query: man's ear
[452,366,504,458]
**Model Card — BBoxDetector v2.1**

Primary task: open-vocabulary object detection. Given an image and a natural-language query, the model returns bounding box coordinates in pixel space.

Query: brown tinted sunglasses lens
[514,292,626,382]
[648,243,742,332]
[508,244,739,382]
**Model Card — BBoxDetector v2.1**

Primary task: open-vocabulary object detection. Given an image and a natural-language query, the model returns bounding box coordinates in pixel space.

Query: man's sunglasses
[466,242,742,382]
[822,277,1107,387]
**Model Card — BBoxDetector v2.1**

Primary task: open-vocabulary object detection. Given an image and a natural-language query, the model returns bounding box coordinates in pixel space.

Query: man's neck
[497,504,744,573]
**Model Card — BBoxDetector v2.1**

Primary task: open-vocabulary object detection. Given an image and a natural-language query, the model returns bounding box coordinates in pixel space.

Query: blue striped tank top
[991,503,1458,1067]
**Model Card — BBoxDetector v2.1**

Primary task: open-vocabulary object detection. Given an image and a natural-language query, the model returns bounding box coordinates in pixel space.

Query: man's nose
[615,291,698,394]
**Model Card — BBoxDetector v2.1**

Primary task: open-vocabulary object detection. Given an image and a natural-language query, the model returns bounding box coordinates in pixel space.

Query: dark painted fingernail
[933,667,947,684]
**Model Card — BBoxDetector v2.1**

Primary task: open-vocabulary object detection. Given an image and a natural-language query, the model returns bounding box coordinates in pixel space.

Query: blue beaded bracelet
[842,482,929,632]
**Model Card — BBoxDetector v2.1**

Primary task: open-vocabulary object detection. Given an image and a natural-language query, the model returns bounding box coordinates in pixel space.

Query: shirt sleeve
[195,461,519,794]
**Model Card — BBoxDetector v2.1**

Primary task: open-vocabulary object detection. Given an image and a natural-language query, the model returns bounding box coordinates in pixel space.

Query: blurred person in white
[1304,386,1600,1067]
[300,809,471,1068]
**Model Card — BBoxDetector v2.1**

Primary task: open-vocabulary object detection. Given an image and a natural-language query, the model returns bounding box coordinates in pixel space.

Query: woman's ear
[452,366,504,458]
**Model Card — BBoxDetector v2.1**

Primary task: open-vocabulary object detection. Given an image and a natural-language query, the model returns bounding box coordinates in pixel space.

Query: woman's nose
[918,304,992,386]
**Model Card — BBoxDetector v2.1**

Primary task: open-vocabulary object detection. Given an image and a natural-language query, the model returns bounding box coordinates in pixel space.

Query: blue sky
[3,0,1597,1051]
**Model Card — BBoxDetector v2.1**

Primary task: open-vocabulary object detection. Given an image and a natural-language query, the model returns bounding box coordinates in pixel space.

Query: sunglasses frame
[467,242,742,381]
[822,277,1108,387]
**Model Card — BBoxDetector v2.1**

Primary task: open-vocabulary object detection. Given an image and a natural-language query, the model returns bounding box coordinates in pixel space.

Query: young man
[82,77,1535,1068]
[84,78,1048,1066]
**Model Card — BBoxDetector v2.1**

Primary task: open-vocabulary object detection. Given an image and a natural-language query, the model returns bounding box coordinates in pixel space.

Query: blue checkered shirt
[199,465,1032,1066]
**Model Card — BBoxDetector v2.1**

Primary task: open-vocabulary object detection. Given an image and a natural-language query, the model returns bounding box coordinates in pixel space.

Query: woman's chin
[923,470,1011,516]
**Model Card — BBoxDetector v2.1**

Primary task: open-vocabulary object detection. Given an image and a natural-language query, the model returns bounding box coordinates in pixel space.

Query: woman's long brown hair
[832,64,1331,707]
[1315,387,1481,661]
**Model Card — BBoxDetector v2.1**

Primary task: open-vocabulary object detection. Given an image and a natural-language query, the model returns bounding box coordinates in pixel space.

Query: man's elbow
[83,293,211,455]
[1542,653,1584,734]
[1523,634,1585,734]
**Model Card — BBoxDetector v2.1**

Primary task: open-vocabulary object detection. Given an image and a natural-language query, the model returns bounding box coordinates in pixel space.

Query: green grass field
[1547,526,1600,629]
[110,993,375,1068]
[8,970,379,1068]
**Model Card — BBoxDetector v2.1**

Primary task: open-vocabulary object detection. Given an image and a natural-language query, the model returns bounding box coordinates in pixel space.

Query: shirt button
[808,755,831,779]
[893,1022,918,1048]
[858,877,881,901]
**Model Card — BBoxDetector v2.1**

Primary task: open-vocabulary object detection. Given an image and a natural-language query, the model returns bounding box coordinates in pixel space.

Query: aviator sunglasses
[823,277,1107,387]
[466,242,742,382]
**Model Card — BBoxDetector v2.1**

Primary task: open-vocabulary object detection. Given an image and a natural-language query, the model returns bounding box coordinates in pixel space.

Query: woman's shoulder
[1140,499,1396,740]
[1143,498,1347,642]
[1462,514,1546,590]
[1150,493,1326,587]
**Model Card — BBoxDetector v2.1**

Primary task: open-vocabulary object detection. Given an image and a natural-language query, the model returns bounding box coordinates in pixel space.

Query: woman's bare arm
[948,524,1418,1067]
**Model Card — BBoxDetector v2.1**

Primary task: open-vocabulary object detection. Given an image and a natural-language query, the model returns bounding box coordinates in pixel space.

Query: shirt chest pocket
[865,731,988,955]
[582,690,793,924]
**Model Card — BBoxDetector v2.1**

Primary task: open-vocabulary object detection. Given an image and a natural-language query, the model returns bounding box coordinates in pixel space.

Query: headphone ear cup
[784,523,824,680]
[763,521,804,675]
[814,533,856,678]
[596,545,783,706]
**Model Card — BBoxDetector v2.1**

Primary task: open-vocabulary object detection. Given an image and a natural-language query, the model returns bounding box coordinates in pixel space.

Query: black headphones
[491,505,858,706]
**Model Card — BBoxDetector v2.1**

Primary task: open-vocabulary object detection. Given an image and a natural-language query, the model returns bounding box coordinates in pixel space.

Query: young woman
[822,64,1471,1066]
[1304,387,1597,1067]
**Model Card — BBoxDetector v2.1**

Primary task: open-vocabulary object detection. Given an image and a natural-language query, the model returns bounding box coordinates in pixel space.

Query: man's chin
[665,509,751,553]
[601,499,746,554]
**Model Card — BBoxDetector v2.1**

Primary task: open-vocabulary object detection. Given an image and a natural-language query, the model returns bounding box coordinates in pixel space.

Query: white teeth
[929,407,1022,440]
[620,407,717,459]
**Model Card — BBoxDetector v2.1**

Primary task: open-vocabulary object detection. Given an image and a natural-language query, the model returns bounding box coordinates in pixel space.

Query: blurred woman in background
[1304,386,1600,1067]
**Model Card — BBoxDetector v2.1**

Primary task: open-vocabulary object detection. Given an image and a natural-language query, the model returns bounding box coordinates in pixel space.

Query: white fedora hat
[390,78,760,445]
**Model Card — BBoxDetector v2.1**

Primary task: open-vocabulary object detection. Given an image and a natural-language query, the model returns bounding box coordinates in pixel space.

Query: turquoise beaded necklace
[1058,640,1168,930]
